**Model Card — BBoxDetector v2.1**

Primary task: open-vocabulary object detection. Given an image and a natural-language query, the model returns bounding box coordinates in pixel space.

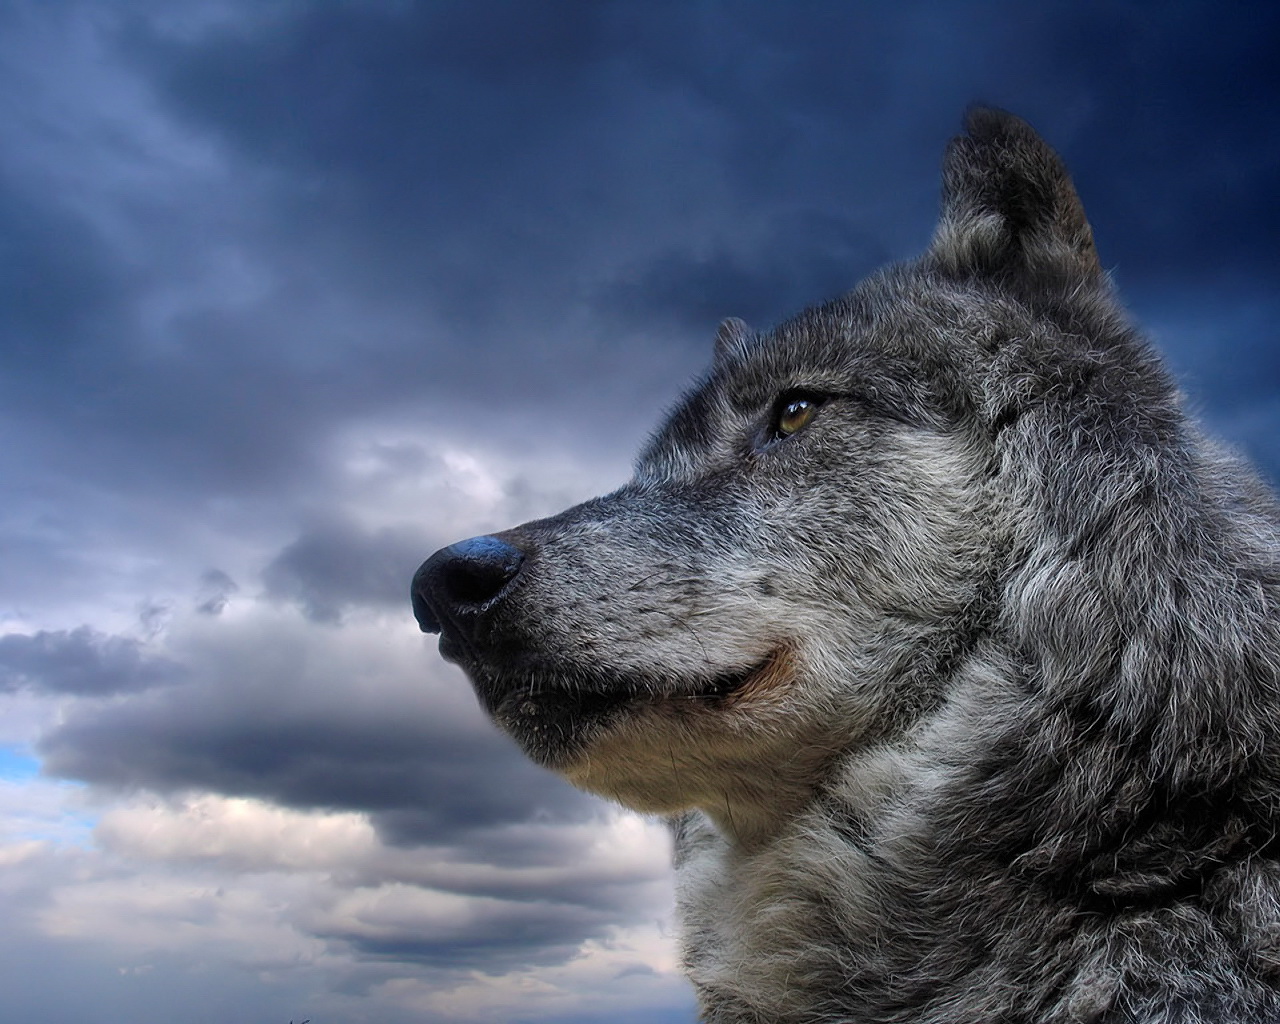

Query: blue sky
[0,2,1277,1021]
[0,746,38,781]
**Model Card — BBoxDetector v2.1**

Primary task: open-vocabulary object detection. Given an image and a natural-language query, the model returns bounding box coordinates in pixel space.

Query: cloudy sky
[1,2,1277,1021]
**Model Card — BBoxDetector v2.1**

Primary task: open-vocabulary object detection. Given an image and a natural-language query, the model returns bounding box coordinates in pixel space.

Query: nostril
[443,555,517,604]
[441,536,525,605]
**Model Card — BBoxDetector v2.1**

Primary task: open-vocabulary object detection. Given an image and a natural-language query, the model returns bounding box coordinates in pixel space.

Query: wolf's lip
[495,651,782,721]
[690,654,780,702]
[686,649,794,707]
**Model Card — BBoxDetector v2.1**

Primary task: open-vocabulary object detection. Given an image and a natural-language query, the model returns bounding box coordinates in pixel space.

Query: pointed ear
[927,108,1102,284]
[713,317,754,366]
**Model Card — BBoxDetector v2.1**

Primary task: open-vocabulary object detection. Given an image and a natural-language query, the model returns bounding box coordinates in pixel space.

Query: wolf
[412,109,1280,1023]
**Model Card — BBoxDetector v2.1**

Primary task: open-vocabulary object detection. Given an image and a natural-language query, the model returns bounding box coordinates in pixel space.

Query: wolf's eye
[771,395,822,440]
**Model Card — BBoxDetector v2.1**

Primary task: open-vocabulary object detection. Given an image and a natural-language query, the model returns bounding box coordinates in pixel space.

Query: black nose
[411,535,526,635]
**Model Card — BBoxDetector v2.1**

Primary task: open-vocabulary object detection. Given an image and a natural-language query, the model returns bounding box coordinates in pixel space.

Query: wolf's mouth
[490,652,776,717]
[476,650,787,765]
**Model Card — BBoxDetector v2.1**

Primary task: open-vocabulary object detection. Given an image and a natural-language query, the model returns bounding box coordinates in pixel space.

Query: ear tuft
[928,108,1101,284]
[713,317,754,366]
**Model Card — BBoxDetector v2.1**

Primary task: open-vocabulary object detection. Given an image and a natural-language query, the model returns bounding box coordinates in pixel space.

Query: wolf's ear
[713,317,754,366]
[928,108,1101,284]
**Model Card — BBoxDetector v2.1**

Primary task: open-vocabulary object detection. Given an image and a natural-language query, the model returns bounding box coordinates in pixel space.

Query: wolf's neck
[693,730,847,848]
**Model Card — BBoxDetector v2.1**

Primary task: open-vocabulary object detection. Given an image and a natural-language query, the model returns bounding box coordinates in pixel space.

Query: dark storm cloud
[195,569,238,616]
[123,2,1279,396]
[262,519,436,623]
[322,899,617,973]
[0,177,131,359]
[119,0,916,342]
[132,1,1280,276]
[370,812,612,870]
[41,690,596,839]
[37,632,600,848]
[0,627,185,695]
[4,0,1274,527]
[1032,7,1280,283]
[595,211,890,333]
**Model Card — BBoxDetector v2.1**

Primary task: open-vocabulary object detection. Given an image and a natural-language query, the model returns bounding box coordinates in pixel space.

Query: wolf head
[412,110,1279,840]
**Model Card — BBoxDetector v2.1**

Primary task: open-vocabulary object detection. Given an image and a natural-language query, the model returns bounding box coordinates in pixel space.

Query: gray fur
[413,109,1280,1022]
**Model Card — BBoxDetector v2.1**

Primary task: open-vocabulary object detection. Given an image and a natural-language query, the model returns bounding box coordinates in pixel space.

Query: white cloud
[0,775,95,848]
[6,786,688,1021]
[96,793,378,871]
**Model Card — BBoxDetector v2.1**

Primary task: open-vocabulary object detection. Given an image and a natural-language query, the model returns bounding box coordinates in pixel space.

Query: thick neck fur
[680,651,1280,1022]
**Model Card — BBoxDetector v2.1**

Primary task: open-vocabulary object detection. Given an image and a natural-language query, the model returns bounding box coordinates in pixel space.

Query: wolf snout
[411,535,526,640]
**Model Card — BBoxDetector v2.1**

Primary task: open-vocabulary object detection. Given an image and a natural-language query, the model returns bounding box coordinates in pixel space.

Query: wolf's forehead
[723,330,881,407]
[723,293,969,405]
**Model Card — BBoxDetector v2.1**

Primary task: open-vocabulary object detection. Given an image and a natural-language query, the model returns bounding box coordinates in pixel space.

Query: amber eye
[772,395,821,439]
